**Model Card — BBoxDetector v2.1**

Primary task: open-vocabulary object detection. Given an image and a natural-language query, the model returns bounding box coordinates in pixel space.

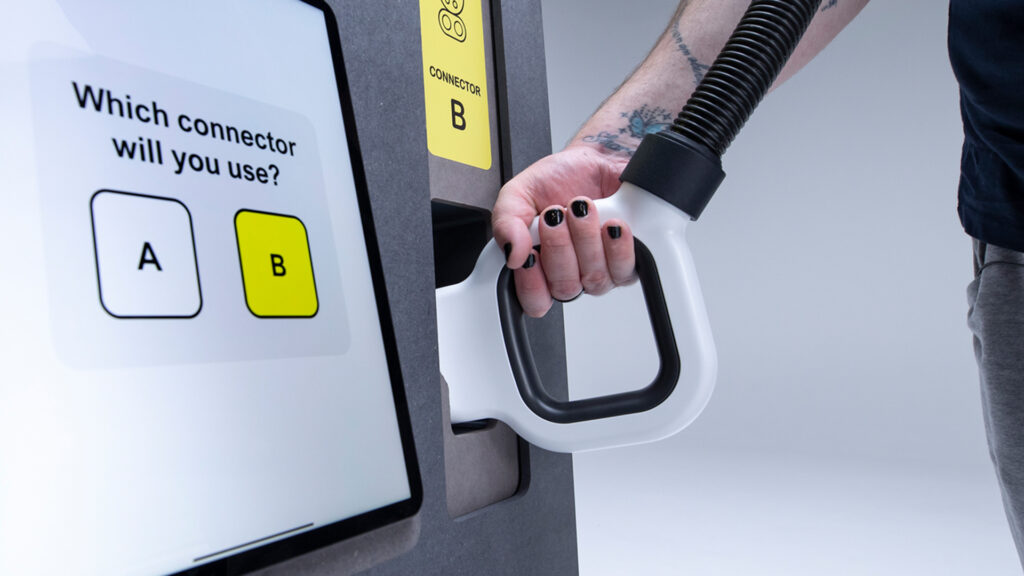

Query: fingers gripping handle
[437,183,717,452]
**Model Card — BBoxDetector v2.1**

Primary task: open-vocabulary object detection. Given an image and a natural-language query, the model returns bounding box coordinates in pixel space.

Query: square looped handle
[497,239,681,424]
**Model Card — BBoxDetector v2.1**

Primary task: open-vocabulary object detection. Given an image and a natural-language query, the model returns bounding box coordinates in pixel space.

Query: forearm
[572,0,869,158]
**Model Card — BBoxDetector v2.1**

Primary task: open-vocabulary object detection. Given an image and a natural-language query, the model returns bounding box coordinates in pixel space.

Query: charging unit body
[254,1,580,574]
[4,0,820,572]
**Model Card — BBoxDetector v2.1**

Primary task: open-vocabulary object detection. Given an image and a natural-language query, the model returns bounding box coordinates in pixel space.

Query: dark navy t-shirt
[949,0,1024,251]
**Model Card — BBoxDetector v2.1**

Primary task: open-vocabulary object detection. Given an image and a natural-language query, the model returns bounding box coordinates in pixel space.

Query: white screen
[0,1,414,574]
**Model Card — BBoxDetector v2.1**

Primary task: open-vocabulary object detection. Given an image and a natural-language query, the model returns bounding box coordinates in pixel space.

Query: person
[491,0,1024,567]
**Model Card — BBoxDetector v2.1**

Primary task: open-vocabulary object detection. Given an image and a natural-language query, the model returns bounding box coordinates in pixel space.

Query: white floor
[574,444,1019,575]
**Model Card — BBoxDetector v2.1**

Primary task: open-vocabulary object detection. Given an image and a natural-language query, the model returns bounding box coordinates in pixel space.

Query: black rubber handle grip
[497,239,682,424]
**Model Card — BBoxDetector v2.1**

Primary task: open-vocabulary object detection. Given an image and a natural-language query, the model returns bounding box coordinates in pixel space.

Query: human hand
[492,144,638,318]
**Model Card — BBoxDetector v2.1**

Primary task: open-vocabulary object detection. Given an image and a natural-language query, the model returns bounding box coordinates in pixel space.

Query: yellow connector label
[420,0,492,170]
[235,210,318,318]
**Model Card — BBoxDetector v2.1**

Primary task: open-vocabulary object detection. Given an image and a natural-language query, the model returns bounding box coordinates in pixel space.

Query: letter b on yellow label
[421,0,491,169]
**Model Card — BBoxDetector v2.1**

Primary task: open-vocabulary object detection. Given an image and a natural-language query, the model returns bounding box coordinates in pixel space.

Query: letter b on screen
[235,210,318,318]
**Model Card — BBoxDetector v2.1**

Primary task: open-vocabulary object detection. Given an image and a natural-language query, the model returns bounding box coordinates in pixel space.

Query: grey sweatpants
[968,239,1024,566]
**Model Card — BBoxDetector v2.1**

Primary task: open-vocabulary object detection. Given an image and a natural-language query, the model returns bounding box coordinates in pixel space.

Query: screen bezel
[167,1,423,573]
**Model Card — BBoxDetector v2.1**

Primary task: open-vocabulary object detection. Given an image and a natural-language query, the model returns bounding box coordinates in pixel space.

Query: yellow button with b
[235,210,318,318]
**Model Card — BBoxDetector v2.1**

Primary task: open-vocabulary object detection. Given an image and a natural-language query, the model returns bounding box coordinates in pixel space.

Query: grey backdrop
[542,1,1022,574]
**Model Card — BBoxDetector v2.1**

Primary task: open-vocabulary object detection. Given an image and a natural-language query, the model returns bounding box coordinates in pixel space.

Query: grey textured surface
[429,0,523,520]
[258,1,579,574]
[440,376,521,518]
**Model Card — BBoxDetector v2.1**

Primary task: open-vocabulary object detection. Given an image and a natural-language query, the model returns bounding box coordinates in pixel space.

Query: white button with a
[90,190,202,318]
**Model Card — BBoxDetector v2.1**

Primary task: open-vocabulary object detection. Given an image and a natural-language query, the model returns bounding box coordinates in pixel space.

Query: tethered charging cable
[621,0,823,220]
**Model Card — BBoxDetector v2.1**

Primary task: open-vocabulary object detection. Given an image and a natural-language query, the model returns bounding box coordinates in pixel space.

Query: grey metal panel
[430,0,523,520]
[491,0,554,181]
[440,375,520,519]
[257,1,578,574]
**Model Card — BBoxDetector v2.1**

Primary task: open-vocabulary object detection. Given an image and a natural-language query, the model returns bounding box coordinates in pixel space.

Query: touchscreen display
[0,1,420,574]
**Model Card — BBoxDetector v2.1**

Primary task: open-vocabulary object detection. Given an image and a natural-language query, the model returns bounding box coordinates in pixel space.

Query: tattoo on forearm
[672,23,710,84]
[580,105,673,156]
[820,0,838,12]
[622,105,672,139]
[582,131,636,155]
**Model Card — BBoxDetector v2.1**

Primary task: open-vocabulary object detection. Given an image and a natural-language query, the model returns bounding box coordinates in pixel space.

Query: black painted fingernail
[571,200,589,218]
[504,243,512,261]
[523,254,536,269]
[544,209,564,227]
[608,226,622,239]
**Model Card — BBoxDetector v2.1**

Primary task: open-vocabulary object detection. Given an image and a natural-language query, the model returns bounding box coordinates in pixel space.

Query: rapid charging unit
[3,0,818,572]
